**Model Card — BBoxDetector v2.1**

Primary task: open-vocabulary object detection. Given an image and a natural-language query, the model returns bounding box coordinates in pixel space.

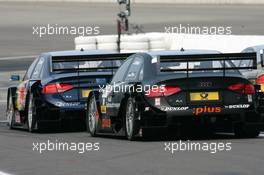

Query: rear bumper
[257,92,264,112]
[140,107,263,130]
[36,101,86,122]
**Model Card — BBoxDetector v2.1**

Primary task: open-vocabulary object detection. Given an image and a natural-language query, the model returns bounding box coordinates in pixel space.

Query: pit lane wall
[1,0,264,4]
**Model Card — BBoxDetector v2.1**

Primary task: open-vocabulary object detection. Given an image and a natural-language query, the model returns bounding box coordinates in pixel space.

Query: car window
[31,57,45,79]
[23,57,39,80]
[125,56,143,81]
[111,57,133,83]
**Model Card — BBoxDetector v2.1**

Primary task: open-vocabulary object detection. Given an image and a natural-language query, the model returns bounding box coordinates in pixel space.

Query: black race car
[86,50,263,140]
[6,50,132,132]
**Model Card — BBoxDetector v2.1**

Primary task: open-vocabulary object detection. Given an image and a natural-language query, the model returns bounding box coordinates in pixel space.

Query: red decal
[193,106,221,116]
[102,119,111,128]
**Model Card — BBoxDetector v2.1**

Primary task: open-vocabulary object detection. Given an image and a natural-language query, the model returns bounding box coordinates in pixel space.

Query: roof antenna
[180,48,185,52]
[80,48,84,51]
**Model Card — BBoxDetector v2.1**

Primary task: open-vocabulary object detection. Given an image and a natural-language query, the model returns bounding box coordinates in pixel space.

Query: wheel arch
[7,86,17,108]
[29,81,42,96]
[86,91,101,113]
[117,85,142,123]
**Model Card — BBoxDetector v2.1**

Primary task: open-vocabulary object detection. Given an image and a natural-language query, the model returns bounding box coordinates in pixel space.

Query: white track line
[0,55,36,61]
[0,100,6,103]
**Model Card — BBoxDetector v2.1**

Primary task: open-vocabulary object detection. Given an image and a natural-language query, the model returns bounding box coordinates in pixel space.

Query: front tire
[125,97,140,141]
[6,93,14,129]
[86,94,98,137]
[27,93,37,132]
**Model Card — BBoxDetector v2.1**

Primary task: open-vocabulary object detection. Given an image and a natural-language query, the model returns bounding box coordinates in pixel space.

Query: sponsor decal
[16,82,27,110]
[193,106,221,116]
[106,103,120,108]
[102,118,111,128]
[102,98,106,105]
[145,107,150,111]
[82,90,90,98]
[190,92,219,101]
[101,105,107,113]
[55,102,80,107]
[151,56,158,63]
[248,95,253,103]
[15,110,21,123]
[199,82,212,88]
[155,98,161,106]
[160,106,189,111]
[95,111,99,125]
[200,92,209,99]
[175,99,183,104]
[225,104,250,109]
[107,96,112,103]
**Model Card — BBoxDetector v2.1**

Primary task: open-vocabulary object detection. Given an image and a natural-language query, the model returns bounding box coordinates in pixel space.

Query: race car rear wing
[50,53,133,73]
[159,52,257,76]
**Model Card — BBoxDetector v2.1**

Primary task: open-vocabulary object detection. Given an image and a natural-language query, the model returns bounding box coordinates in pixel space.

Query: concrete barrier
[169,34,264,53]
[75,32,264,53]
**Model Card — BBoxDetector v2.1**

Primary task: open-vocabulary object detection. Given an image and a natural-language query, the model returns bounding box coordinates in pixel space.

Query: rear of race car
[39,73,112,122]
[239,49,264,112]
[140,53,263,135]
[36,54,130,123]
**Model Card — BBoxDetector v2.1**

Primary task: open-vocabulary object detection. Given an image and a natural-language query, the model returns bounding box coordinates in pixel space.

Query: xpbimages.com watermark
[32,140,100,154]
[32,24,100,37]
[99,82,166,96]
[164,140,232,154]
[165,24,232,35]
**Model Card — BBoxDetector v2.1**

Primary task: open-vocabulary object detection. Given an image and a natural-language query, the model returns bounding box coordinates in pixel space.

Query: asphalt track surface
[0,125,264,175]
[1,2,264,175]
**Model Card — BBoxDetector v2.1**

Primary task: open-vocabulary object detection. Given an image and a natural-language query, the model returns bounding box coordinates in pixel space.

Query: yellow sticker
[260,85,264,92]
[190,92,219,101]
[82,90,91,97]
[101,105,107,113]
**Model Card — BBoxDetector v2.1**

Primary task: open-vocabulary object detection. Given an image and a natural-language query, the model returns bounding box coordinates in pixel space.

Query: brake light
[146,85,181,97]
[228,83,255,94]
[42,83,73,94]
[256,74,264,85]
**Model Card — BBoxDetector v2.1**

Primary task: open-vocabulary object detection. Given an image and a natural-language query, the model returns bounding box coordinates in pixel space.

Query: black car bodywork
[86,50,263,140]
[6,50,132,132]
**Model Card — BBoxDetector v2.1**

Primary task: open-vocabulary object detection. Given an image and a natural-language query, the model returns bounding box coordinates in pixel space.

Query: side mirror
[261,49,264,67]
[10,75,20,81]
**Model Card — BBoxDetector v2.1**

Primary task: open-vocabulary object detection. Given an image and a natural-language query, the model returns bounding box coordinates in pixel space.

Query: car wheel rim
[88,97,96,133]
[28,96,33,129]
[126,100,134,137]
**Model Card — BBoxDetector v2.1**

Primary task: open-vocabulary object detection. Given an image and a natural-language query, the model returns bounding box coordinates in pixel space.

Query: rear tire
[27,93,37,133]
[86,94,98,137]
[6,93,14,129]
[125,97,140,141]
